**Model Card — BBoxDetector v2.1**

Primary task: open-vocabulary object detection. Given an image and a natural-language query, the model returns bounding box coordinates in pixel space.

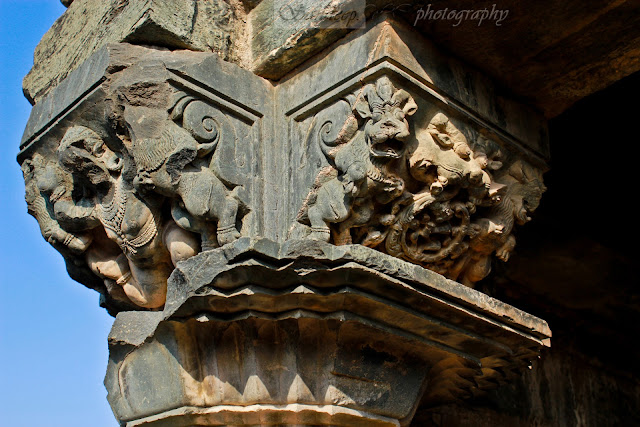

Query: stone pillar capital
[19,14,550,426]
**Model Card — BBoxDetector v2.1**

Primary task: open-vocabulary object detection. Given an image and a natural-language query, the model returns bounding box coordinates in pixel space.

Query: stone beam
[31,1,640,118]
[250,0,640,117]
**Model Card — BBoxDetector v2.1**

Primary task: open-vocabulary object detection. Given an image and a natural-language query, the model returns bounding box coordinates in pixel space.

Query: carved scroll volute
[294,76,546,287]
[171,95,235,158]
[171,95,248,187]
[122,92,246,250]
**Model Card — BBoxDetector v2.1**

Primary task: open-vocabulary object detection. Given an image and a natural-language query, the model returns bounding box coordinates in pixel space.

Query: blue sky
[0,1,117,425]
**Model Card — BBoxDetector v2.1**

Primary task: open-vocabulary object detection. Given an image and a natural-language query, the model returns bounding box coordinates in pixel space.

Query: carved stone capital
[20,44,267,311]
[20,16,550,426]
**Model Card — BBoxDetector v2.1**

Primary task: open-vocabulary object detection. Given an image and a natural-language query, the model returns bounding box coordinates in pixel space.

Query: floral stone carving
[295,76,546,287]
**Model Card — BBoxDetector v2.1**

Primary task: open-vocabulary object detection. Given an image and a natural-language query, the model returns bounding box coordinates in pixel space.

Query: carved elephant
[57,126,199,308]
[21,153,93,254]
[126,105,244,250]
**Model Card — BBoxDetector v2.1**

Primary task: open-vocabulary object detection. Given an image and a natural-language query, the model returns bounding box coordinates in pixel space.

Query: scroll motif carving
[295,76,546,287]
[21,92,249,309]
[131,94,246,250]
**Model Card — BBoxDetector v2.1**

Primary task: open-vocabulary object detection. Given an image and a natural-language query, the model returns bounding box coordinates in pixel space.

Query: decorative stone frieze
[19,15,551,427]
[291,77,546,287]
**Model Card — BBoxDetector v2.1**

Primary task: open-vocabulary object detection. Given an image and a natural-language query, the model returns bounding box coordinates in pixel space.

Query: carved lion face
[354,77,417,159]
[504,161,547,225]
[366,104,413,158]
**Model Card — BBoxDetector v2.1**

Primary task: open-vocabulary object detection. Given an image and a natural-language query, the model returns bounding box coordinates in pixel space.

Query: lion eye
[395,110,405,120]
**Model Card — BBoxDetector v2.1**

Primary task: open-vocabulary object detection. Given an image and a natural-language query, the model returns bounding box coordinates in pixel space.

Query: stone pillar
[19,3,550,426]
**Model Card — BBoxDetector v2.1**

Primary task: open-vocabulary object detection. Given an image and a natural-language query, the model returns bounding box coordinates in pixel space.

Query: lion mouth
[370,139,405,158]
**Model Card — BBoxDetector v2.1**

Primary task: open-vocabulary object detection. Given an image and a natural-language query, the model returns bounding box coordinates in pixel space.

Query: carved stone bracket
[291,77,546,287]
[19,16,551,426]
[20,45,269,311]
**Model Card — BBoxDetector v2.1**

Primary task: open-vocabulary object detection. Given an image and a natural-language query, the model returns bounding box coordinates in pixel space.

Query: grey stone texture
[20,17,549,312]
[18,8,564,427]
[105,238,549,425]
[413,338,640,426]
[24,0,253,104]
[30,0,640,119]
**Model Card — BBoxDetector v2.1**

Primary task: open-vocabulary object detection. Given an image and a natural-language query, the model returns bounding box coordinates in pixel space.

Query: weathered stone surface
[36,1,640,119]
[18,8,564,426]
[105,238,550,425]
[250,0,364,78]
[250,0,640,118]
[275,16,549,158]
[19,16,550,313]
[277,17,547,287]
[20,44,270,311]
[165,238,551,337]
[412,338,640,427]
[23,0,251,104]
[129,404,402,427]
[407,0,640,118]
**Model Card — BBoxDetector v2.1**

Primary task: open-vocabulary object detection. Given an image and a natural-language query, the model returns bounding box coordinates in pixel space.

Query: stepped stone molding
[105,238,550,426]
[19,15,551,426]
